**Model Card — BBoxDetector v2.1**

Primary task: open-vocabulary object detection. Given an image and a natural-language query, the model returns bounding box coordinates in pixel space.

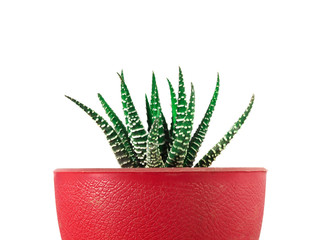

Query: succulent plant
[66,67,254,168]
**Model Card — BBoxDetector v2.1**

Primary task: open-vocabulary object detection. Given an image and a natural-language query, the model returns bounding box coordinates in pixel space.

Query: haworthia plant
[172,67,187,142]
[146,111,164,168]
[66,67,255,168]
[165,83,195,167]
[150,73,168,160]
[65,95,136,168]
[97,93,137,166]
[194,94,255,167]
[167,78,177,142]
[118,72,148,166]
[183,73,220,167]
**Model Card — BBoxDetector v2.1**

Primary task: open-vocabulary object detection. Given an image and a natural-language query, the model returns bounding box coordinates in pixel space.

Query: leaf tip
[117,70,124,81]
[190,82,195,91]
[152,71,156,82]
[250,94,255,105]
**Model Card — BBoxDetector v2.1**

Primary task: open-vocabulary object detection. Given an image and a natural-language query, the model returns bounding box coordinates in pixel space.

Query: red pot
[54,168,266,240]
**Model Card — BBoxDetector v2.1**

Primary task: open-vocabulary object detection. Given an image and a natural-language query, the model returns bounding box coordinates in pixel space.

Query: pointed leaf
[65,95,135,168]
[172,67,187,141]
[161,111,170,161]
[145,94,153,131]
[98,93,137,166]
[118,73,148,166]
[150,72,167,160]
[166,83,195,167]
[146,113,164,168]
[184,73,220,167]
[118,71,130,131]
[194,95,255,167]
[167,78,177,142]
[150,72,160,120]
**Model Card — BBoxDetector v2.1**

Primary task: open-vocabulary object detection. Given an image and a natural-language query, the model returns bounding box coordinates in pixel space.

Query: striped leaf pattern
[97,93,138,166]
[118,71,129,127]
[65,95,135,167]
[165,83,195,167]
[172,67,187,141]
[194,95,255,167]
[184,73,220,167]
[119,72,131,140]
[119,74,148,166]
[150,73,166,158]
[146,115,164,168]
[160,112,170,160]
[167,78,177,140]
[66,68,255,168]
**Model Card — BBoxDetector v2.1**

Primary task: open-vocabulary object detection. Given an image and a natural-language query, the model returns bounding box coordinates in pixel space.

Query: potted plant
[54,67,266,240]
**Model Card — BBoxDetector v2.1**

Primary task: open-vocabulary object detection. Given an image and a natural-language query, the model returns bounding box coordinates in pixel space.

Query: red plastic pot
[54,168,266,240]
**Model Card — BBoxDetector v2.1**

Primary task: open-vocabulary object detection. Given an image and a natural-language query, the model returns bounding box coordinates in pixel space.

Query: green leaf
[150,72,160,121]
[118,70,130,131]
[145,94,153,131]
[160,111,170,161]
[172,67,187,141]
[167,78,177,142]
[194,94,255,167]
[118,72,148,166]
[65,95,135,168]
[98,93,138,166]
[184,73,220,167]
[146,113,164,168]
[150,72,167,160]
[166,83,195,167]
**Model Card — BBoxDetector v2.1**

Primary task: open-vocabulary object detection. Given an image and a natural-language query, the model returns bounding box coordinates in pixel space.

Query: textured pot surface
[54,168,266,240]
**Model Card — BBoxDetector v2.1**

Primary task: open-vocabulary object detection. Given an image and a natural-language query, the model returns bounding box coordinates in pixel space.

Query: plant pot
[54,168,266,240]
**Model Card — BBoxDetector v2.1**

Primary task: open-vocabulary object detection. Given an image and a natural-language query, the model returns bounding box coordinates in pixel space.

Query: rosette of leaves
[65,67,255,168]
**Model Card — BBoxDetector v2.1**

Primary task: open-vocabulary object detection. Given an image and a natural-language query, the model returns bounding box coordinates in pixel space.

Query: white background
[1,1,320,239]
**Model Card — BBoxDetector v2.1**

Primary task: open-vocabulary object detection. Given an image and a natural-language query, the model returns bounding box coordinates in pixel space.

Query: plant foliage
[66,68,255,168]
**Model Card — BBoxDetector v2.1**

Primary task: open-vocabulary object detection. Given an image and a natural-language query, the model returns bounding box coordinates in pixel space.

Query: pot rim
[54,167,267,173]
